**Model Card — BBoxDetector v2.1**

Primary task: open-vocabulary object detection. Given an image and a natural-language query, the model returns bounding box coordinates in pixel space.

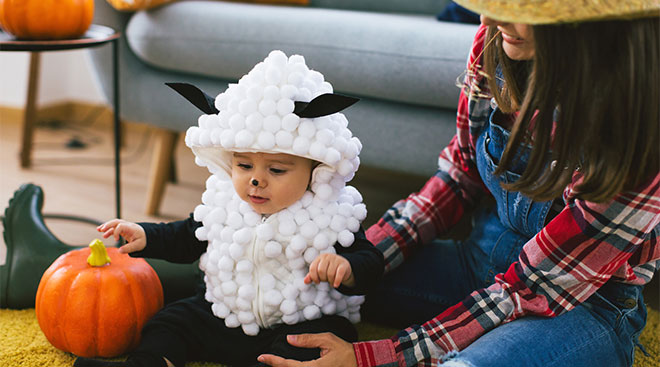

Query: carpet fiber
[1,308,657,367]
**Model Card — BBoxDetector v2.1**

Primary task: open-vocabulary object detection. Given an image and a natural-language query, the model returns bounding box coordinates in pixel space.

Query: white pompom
[198,131,212,146]
[210,129,222,145]
[277,99,295,116]
[194,204,211,222]
[263,115,281,133]
[242,322,260,336]
[243,211,261,227]
[265,67,283,85]
[233,227,253,245]
[292,136,311,156]
[229,114,246,131]
[236,259,253,273]
[195,226,208,241]
[263,85,280,101]
[229,243,245,260]
[245,112,263,132]
[303,247,319,263]
[347,217,360,232]
[264,241,283,258]
[259,100,278,116]
[337,159,354,176]
[268,50,289,66]
[337,203,352,217]
[315,183,333,200]
[218,256,234,272]
[298,120,316,138]
[300,221,319,239]
[264,289,284,307]
[257,131,276,149]
[282,284,299,300]
[337,230,354,247]
[222,281,238,296]
[281,113,300,132]
[348,312,361,324]
[239,99,258,116]
[288,257,306,269]
[220,227,236,243]
[256,223,275,240]
[294,209,310,226]
[313,233,330,250]
[289,235,307,254]
[353,203,367,221]
[234,130,255,148]
[220,129,235,148]
[314,291,330,307]
[330,215,347,232]
[281,312,301,325]
[324,148,341,165]
[275,130,294,148]
[236,272,252,286]
[278,219,297,236]
[303,305,321,320]
[321,301,337,315]
[246,85,263,101]
[312,213,330,229]
[301,191,314,207]
[287,72,304,87]
[309,142,327,161]
[224,313,240,328]
[280,84,298,99]
[226,211,244,229]
[212,302,230,318]
[238,284,256,300]
[280,299,298,315]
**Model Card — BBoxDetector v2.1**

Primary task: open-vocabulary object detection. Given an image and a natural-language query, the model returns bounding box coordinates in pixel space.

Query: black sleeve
[334,227,384,295]
[131,213,208,264]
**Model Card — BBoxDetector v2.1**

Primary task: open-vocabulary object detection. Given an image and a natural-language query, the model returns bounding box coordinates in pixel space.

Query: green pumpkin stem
[87,239,112,267]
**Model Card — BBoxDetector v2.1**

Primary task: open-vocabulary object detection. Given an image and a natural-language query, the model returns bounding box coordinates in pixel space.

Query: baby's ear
[294,93,359,118]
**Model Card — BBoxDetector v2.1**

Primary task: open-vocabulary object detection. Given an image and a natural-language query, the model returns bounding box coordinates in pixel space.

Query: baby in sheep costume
[75,50,384,367]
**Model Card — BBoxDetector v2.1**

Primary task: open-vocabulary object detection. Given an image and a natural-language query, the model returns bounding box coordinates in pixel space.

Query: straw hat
[452,0,660,24]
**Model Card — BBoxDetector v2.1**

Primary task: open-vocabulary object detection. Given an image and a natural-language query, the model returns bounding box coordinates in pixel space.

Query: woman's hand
[257,333,358,367]
[97,219,146,254]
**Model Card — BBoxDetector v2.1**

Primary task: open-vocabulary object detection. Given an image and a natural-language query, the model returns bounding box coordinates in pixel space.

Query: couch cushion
[126,1,479,110]
[310,0,449,15]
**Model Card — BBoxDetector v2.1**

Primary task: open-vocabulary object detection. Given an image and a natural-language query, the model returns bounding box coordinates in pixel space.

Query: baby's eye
[237,163,252,169]
[270,168,286,174]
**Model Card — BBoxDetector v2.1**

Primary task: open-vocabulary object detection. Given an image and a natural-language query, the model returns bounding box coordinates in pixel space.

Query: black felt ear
[293,93,359,118]
[165,82,219,115]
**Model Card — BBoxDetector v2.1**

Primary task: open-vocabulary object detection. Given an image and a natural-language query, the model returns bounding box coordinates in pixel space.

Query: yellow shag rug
[1,308,658,367]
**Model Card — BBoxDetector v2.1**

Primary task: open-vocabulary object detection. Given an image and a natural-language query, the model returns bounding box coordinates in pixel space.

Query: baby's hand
[304,253,355,288]
[97,219,147,254]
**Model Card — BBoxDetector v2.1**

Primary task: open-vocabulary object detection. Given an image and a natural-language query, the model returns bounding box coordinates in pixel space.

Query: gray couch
[89,0,479,215]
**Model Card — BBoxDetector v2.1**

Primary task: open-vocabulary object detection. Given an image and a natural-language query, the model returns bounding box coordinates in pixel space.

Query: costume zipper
[252,215,269,328]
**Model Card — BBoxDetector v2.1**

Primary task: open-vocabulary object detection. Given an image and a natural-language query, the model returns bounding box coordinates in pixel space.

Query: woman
[258,0,660,366]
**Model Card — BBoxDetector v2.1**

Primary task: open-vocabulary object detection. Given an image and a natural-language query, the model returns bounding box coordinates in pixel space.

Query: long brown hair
[484,17,660,202]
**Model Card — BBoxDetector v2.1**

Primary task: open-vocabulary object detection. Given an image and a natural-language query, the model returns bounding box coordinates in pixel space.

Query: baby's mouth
[248,195,269,204]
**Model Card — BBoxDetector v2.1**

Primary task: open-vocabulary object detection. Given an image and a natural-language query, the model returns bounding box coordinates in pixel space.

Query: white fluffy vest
[195,174,366,336]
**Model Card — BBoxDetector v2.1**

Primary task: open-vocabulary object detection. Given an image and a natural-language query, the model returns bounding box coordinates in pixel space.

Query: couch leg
[145,128,179,216]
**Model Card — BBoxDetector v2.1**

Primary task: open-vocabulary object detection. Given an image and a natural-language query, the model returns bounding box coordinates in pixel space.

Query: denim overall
[363,107,648,367]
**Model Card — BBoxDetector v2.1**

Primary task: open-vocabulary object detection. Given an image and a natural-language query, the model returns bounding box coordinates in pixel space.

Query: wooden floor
[0,104,428,264]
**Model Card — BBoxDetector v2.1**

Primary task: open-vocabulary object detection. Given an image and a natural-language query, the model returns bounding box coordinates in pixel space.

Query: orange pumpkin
[0,0,94,40]
[35,240,163,358]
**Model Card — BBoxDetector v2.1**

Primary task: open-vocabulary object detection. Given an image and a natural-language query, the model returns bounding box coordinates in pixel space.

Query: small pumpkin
[35,239,163,358]
[0,0,94,40]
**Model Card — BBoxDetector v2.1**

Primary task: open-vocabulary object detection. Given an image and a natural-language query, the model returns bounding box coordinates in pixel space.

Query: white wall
[0,50,106,108]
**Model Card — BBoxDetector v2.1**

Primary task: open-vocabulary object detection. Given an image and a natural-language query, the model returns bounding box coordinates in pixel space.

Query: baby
[74,50,383,367]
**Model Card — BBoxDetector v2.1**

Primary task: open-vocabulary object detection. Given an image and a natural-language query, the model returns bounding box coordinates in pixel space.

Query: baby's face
[231,152,313,215]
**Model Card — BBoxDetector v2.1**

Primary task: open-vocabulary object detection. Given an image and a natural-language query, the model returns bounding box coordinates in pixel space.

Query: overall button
[623,298,637,308]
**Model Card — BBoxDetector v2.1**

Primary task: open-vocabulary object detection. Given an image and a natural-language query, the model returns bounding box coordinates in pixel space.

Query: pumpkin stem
[87,239,112,267]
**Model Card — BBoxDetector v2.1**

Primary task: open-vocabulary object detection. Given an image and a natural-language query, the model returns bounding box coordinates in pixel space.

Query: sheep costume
[172,50,367,336]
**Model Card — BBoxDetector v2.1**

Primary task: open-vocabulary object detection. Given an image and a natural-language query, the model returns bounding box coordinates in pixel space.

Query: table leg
[20,52,41,168]
[112,39,121,219]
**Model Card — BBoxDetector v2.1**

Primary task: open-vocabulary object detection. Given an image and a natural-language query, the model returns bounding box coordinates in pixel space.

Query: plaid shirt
[355,24,660,367]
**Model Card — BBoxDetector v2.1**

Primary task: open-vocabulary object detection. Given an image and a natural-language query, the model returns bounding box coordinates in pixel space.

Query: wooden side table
[0,25,123,218]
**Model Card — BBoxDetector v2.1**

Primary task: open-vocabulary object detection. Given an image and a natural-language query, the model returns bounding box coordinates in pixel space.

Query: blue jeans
[361,108,648,366]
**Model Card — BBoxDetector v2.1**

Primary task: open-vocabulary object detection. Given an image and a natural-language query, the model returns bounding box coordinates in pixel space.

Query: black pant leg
[132,294,269,367]
[263,315,357,363]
